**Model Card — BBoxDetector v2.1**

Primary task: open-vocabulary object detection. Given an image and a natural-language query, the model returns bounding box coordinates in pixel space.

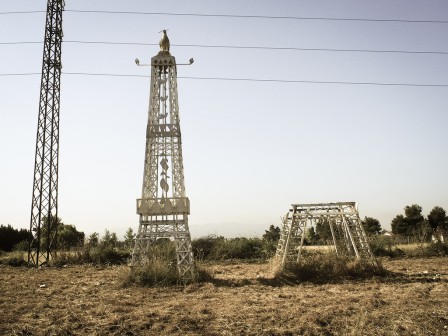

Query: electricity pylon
[131,31,195,280]
[28,0,65,267]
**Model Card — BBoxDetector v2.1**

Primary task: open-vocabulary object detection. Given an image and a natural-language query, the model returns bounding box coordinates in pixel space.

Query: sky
[1,0,447,239]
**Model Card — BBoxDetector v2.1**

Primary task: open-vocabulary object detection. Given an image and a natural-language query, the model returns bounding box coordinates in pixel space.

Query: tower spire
[132,33,195,280]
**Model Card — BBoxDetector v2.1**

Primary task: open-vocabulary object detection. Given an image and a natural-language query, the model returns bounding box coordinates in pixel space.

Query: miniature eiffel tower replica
[131,31,195,280]
[275,202,373,269]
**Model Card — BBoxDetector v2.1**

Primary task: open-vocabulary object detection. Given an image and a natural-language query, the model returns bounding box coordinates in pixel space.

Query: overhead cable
[1,71,447,88]
[2,40,448,56]
[1,9,448,24]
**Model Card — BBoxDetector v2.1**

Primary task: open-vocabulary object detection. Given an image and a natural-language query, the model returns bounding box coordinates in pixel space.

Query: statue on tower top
[159,30,170,53]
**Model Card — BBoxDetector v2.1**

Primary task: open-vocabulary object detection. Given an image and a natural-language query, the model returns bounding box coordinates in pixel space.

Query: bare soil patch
[1,258,447,335]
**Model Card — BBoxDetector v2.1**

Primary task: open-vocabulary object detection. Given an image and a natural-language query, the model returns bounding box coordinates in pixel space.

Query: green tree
[100,229,118,248]
[404,204,424,234]
[124,227,136,249]
[428,206,448,242]
[414,219,432,243]
[36,217,85,250]
[361,217,382,236]
[315,217,332,242]
[88,232,99,246]
[38,215,62,251]
[391,214,407,235]
[0,224,31,252]
[58,224,85,249]
[262,225,281,257]
[306,226,318,245]
[262,225,280,242]
[391,204,425,237]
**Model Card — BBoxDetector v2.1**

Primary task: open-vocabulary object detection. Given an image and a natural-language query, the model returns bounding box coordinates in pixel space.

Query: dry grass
[1,258,448,335]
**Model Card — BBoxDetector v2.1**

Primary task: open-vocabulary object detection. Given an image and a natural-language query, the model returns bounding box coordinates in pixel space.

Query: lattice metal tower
[275,202,373,269]
[132,31,195,280]
[28,0,65,267]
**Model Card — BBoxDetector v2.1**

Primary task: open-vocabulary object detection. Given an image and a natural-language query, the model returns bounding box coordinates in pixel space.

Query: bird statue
[159,29,170,52]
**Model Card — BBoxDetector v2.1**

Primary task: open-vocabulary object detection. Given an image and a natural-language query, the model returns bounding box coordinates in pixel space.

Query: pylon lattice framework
[131,33,195,280]
[28,0,65,267]
[275,202,373,269]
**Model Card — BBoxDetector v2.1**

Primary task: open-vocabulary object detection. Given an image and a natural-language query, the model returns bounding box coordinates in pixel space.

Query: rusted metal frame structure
[132,40,195,280]
[28,0,65,267]
[275,202,373,269]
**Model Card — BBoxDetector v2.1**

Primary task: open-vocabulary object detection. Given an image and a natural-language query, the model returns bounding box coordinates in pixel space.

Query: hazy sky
[1,0,447,239]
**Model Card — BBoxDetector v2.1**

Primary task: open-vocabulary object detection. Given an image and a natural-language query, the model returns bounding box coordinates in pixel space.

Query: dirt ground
[1,257,447,336]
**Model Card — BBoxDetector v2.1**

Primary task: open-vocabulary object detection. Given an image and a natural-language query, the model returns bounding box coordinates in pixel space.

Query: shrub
[53,245,130,266]
[89,246,129,265]
[278,253,388,282]
[369,236,405,258]
[121,239,213,286]
[192,236,265,261]
[123,260,180,286]
[210,238,264,260]
[122,263,213,287]
[406,242,448,257]
[0,252,27,267]
[192,235,219,261]
[423,242,448,256]
[13,240,30,252]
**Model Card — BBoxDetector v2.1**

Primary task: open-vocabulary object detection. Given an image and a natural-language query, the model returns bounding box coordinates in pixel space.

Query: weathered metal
[275,202,374,269]
[28,0,65,267]
[131,32,195,280]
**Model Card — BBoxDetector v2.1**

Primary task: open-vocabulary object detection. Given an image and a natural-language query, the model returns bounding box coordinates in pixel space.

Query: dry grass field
[1,257,448,336]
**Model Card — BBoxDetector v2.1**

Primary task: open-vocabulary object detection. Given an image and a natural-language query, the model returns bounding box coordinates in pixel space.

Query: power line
[0,72,41,76]
[64,10,448,24]
[1,71,447,88]
[0,11,46,15]
[1,9,448,24]
[2,40,448,56]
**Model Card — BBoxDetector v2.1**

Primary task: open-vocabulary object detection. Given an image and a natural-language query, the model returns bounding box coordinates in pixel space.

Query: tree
[100,229,118,248]
[414,219,432,243]
[306,226,318,245]
[391,204,425,237]
[315,217,332,242]
[404,204,424,234]
[38,215,62,251]
[391,215,407,235]
[428,206,448,242]
[58,224,85,250]
[36,217,85,250]
[262,225,281,257]
[88,232,99,246]
[124,227,136,249]
[362,217,382,235]
[262,225,280,243]
[0,224,31,252]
